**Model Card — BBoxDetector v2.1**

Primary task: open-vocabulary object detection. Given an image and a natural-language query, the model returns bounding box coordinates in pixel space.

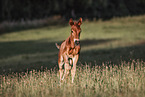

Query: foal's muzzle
[74,39,80,46]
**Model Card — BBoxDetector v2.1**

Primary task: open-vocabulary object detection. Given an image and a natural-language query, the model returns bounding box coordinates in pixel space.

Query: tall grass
[1,61,145,97]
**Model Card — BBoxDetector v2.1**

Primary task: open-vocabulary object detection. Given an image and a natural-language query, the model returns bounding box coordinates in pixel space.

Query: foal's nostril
[75,40,80,45]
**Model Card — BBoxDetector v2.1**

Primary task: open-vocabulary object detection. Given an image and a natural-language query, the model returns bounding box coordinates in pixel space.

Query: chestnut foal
[56,18,82,83]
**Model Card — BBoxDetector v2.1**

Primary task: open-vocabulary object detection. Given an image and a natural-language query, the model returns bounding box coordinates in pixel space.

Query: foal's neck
[69,35,75,49]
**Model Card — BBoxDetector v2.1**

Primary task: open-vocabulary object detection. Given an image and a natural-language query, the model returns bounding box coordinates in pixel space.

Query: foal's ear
[78,17,82,26]
[69,18,74,26]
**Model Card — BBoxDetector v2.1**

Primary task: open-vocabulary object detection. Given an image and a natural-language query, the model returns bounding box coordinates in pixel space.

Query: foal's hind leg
[58,56,64,82]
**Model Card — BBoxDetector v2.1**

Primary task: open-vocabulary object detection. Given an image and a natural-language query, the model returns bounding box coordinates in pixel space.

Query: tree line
[1,0,145,21]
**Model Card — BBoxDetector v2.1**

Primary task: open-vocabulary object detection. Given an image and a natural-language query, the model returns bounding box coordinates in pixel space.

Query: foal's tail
[55,43,60,49]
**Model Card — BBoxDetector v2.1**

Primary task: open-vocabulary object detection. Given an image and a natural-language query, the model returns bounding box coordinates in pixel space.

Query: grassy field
[1,61,145,97]
[0,15,145,96]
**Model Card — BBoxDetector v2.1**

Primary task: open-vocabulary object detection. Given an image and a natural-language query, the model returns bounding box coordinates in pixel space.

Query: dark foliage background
[1,0,145,21]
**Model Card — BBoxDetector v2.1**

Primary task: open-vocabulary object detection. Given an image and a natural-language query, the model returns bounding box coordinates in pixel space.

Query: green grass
[0,15,145,96]
[1,61,145,97]
[0,15,145,74]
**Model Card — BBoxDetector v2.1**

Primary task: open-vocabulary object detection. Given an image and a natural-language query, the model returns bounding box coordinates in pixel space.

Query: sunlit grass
[1,61,145,97]
[0,15,145,42]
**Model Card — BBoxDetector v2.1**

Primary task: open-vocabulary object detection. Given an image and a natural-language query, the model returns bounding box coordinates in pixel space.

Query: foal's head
[69,18,82,46]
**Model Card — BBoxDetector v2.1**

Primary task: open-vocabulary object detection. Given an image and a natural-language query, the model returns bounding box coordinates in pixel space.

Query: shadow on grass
[0,18,67,35]
[80,41,145,65]
[0,39,145,74]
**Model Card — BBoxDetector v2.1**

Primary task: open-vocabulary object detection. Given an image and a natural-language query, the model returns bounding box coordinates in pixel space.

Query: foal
[56,18,82,83]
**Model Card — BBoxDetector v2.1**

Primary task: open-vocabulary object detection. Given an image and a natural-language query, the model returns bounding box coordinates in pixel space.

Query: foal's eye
[71,30,73,33]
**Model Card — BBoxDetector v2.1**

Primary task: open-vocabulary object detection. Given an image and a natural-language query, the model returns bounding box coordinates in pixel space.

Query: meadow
[0,15,145,97]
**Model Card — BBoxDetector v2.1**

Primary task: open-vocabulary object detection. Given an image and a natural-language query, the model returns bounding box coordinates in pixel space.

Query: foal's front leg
[71,55,79,83]
[62,54,71,81]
